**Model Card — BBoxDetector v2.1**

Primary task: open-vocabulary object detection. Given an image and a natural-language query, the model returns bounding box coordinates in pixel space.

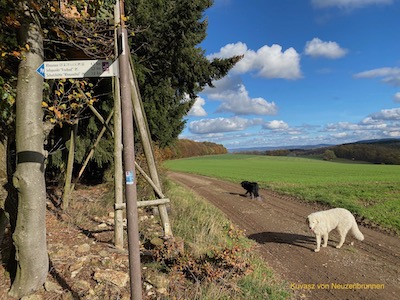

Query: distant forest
[263,139,400,165]
[162,138,400,165]
[161,139,227,160]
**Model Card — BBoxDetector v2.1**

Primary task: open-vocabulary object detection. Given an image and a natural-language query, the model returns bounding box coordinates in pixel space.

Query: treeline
[264,139,400,165]
[333,142,400,164]
[161,139,227,160]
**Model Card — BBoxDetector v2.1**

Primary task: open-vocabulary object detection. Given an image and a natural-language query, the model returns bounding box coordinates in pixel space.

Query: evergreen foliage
[126,0,242,147]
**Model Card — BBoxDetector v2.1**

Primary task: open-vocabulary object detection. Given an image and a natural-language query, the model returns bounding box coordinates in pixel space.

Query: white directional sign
[36,59,119,79]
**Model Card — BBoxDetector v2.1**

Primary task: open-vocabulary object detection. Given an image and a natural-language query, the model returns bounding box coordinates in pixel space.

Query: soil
[0,184,165,300]
[168,171,400,300]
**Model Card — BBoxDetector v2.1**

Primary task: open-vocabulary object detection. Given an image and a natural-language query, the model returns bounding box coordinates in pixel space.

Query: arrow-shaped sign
[36,63,46,78]
[36,60,119,79]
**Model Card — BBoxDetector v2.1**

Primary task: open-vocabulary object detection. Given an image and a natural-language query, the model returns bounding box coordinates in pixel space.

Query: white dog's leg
[322,234,329,248]
[314,234,321,252]
[336,232,347,249]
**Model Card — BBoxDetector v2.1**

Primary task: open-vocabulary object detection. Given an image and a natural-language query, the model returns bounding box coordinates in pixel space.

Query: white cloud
[354,67,400,86]
[369,108,400,120]
[188,116,262,134]
[203,74,242,93]
[320,108,400,144]
[304,38,347,59]
[207,42,302,80]
[184,105,400,148]
[214,85,278,115]
[385,130,400,137]
[325,120,388,131]
[331,132,350,138]
[262,120,289,130]
[360,117,384,125]
[187,97,207,117]
[207,42,247,59]
[203,76,278,116]
[394,92,400,102]
[325,122,360,131]
[182,105,400,148]
[354,68,400,78]
[311,0,393,9]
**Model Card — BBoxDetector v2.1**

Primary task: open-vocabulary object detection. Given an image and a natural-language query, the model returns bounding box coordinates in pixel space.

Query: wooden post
[128,60,173,237]
[62,121,78,209]
[87,103,114,136]
[118,0,142,298]
[113,2,124,250]
[71,110,113,191]
[77,85,114,136]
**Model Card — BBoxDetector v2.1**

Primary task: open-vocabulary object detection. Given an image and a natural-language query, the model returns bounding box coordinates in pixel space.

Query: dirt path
[168,172,400,300]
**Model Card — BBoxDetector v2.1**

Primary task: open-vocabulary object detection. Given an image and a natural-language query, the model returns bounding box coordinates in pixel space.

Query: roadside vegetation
[164,154,400,234]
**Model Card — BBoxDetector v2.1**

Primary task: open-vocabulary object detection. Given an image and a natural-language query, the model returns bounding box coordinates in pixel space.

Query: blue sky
[179,0,400,150]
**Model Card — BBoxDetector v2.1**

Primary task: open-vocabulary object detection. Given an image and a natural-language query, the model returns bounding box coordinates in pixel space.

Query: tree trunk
[8,2,49,298]
[0,140,8,249]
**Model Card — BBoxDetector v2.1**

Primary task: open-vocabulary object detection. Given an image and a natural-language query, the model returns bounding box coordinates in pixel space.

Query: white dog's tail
[351,222,364,241]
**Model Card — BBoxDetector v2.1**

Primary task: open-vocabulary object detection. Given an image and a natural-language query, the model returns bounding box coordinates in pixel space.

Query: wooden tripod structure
[61,2,172,298]
[112,1,172,244]
[63,1,172,242]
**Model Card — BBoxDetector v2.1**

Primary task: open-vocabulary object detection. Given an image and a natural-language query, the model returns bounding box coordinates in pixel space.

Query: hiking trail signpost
[36,59,119,79]
[37,3,173,295]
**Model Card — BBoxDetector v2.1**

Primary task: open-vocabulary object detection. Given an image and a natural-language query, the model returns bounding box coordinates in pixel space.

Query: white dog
[306,208,364,252]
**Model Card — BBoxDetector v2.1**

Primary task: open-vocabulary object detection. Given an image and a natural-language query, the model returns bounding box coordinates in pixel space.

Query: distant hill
[256,138,400,165]
[351,138,400,145]
[328,138,400,164]
[228,144,332,153]
[169,138,400,164]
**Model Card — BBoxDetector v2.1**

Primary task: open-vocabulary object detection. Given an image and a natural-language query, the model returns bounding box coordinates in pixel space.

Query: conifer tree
[126,0,242,147]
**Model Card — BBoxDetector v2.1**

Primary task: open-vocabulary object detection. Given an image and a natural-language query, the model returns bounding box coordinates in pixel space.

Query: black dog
[241,181,259,199]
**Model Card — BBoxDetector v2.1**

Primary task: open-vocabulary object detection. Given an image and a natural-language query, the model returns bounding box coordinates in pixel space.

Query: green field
[164,154,400,233]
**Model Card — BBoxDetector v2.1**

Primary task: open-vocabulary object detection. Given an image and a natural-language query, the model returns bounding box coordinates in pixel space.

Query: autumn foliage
[160,139,228,160]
